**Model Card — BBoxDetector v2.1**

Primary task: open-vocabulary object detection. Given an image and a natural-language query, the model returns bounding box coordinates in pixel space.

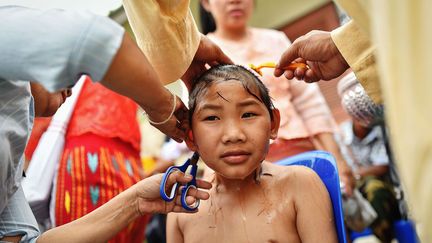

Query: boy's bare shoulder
[262,161,322,186]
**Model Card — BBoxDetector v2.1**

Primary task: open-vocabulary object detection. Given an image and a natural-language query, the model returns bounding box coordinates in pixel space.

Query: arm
[311,133,355,197]
[287,80,355,195]
[30,82,71,117]
[38,172,211,243]
[357,165,389,178]
[166,213,184,243]
[294,167,338,243]
[0,6,187,141]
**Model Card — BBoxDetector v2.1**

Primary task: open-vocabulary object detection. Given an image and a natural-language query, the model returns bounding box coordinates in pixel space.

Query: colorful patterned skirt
[55,133,149,243]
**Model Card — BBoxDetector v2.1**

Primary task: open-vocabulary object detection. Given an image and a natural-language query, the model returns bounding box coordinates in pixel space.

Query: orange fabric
[24,117,51,160]
[66,78,141,151]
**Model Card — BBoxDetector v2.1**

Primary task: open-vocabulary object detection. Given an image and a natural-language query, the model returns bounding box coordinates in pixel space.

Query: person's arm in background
[287,57,355,196]
[357,165,388,178]
[311,133,355,196]
[38,172,211,243]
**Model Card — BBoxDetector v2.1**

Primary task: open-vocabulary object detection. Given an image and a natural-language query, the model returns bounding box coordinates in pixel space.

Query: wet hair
[188,64,274,124]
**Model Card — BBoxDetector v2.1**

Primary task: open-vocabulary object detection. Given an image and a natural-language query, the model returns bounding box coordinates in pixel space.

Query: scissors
[160,152,200,211]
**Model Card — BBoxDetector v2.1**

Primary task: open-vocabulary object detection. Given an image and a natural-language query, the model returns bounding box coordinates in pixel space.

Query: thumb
[215,48,233,65]
[275,43,300,77]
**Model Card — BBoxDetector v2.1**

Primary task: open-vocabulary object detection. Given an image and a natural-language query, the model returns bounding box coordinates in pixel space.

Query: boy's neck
[213,165,262,192]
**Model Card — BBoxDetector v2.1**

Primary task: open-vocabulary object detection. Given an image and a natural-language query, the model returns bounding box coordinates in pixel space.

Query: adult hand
[340,168,355,197]
[134,172,212,214]
[274,30,349,83]
[181,35,233,89]
[146,94,189,143]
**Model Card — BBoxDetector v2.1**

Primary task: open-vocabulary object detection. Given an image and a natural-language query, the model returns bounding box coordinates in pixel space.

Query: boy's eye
[204,115,219,121]
[242,112,257,118]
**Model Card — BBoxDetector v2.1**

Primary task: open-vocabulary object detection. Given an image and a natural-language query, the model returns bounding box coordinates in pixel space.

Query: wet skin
[167,80,337,243]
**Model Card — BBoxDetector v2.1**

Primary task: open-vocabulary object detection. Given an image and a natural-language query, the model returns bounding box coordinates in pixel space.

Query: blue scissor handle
[160,161,190,201]
[180,163,199,211]
[159,154,200,211]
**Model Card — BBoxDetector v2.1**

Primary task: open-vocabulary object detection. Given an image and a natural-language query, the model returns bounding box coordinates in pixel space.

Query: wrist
[142,89,175,123]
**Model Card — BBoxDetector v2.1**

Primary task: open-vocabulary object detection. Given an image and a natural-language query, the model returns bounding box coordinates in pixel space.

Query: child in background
[167,65,337,243]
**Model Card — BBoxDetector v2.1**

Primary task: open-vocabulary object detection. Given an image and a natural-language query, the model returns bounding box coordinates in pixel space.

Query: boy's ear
[185,130,198,151]
[270,108,280,140]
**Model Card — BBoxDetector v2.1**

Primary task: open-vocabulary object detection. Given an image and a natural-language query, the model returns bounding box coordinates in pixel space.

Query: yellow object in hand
[249,61,308,76]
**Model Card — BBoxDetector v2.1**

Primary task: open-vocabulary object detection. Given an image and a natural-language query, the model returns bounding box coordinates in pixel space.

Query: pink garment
[207,28,336,140]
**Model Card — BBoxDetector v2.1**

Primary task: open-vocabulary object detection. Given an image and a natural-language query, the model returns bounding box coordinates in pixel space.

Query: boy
[167,65,337,243]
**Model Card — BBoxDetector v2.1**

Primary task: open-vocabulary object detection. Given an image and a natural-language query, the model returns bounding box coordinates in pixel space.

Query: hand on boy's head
[135,171,211,214]
[150,96,189,143]
[181,35,233,90]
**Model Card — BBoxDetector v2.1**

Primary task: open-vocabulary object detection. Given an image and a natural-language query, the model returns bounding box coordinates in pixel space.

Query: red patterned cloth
[54,78,148,243]
[55,134,148,243]
[66,78,140,151]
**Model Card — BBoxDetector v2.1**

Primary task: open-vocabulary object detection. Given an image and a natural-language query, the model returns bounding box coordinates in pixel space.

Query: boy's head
[186,64,280,180]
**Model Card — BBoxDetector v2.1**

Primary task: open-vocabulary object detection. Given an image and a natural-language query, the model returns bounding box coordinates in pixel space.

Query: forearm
[312,133,351,173]
[100,33,173,121]
[38,186,140,243]
[358,165,389,178]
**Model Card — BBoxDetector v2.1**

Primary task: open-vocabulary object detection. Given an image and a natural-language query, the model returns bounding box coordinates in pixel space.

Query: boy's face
[187,80,280,180]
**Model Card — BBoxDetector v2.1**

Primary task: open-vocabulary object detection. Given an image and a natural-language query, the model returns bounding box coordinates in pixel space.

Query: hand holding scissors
[160,152,201,211]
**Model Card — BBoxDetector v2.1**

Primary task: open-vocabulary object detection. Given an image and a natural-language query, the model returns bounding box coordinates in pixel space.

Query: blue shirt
[340,121,389,169]
[0,6,124,214]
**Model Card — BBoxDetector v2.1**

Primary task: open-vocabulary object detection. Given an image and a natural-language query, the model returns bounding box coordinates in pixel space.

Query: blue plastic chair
[276,150,347,243]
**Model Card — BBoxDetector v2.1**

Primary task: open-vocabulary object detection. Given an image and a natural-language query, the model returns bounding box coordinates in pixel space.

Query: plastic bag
[342,188,378,231]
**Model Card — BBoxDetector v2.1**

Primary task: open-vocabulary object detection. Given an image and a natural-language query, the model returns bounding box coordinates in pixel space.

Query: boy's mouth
[220,150,251,164]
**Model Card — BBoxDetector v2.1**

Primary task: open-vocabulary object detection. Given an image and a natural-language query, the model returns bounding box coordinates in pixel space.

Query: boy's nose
[221,122,246,144]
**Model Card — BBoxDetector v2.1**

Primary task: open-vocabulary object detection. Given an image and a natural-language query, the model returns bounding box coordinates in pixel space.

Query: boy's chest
[179,192,300,243]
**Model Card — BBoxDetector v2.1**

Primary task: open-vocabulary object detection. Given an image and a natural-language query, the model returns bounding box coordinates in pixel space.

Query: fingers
[166,170,193,186]
[186,187,210,200]
[304,69,320,83]
[195,178,212,190]
[200,35,233,65]
[275,43,300,77]
[214,48,233,65]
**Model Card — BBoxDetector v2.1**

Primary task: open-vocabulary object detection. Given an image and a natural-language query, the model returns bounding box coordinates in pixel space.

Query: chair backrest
[276,150,347,243]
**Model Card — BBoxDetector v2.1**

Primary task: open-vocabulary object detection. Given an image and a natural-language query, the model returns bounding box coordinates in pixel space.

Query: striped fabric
[55,134,149,243]
[0,186,39,242]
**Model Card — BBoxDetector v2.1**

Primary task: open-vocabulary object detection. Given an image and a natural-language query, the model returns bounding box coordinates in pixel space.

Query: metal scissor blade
[190,152,199,165]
